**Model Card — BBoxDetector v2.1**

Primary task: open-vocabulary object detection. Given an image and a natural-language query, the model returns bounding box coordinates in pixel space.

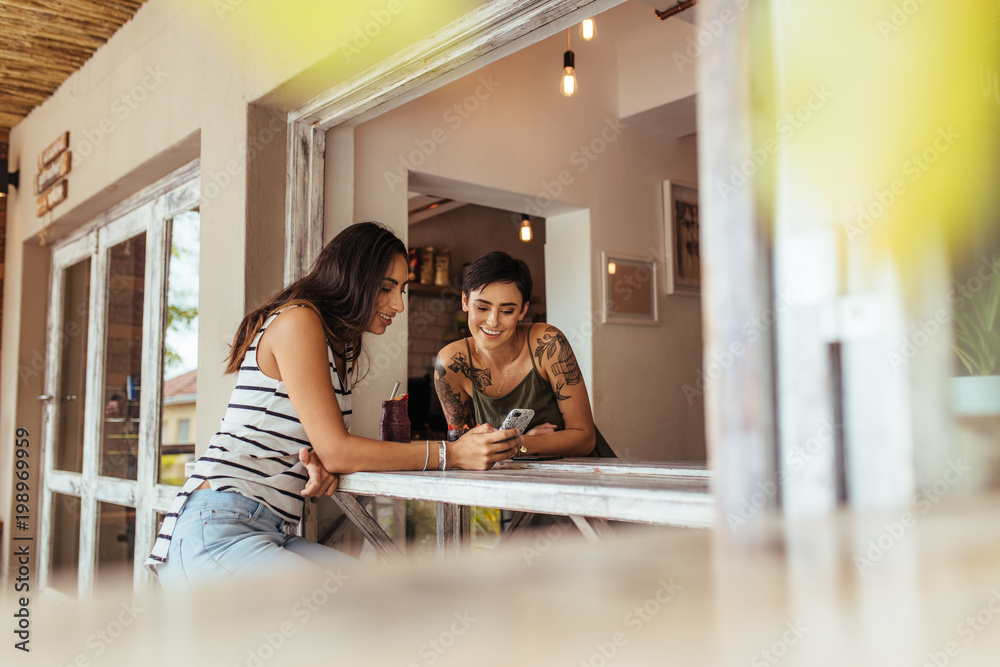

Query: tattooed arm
[433,347,475,431]
[522,323,597,456]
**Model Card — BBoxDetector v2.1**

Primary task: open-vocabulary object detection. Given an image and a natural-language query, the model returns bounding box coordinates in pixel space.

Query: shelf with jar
[406,247,547,307]
[407,282,463,299]
[407,284,547,313]
[409,246,455,288]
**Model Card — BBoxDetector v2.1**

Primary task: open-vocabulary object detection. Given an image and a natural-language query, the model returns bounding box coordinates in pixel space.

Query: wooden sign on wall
[36,180,67,216]
[36,131,70,216]
[38,132,69,171]
[36,151,71,194]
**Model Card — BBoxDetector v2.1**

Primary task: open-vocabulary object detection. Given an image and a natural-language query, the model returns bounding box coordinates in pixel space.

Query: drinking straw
[389,381,400,401]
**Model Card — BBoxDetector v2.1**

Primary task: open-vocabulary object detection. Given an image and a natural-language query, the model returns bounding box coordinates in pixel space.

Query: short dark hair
[462,251,532,305]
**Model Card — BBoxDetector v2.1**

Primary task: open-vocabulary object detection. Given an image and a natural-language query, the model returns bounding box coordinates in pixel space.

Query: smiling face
[367,253,408,335]
[462,281,528,349]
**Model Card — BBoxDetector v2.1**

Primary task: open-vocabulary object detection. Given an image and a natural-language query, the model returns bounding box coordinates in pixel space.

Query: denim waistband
[184,489,298,535]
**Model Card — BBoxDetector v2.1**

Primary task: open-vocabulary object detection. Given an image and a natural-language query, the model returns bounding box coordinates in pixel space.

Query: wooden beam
[696,0,779,527]
[497,511,535,547]
[332,492,405,562]
[435,502,469,559]
[568,515,614,544]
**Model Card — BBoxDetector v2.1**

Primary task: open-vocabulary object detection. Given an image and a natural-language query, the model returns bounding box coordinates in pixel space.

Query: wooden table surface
[493,456,711,478]
[335,458,714,528]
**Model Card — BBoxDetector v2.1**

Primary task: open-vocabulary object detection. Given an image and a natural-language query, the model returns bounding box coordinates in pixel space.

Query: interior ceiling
[0,0,148,131]
[407,192,467,225]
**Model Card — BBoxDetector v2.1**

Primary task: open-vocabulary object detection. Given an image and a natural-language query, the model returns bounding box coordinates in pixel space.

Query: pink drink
[379,399,411,443]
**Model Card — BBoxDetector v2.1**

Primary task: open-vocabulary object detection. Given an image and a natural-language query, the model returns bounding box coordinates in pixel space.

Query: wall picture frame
[663,180,701,296]
[601,252,658,325]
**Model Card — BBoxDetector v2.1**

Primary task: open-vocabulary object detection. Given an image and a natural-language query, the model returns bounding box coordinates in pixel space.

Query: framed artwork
[663,180,701,296]
[601,252,658,325]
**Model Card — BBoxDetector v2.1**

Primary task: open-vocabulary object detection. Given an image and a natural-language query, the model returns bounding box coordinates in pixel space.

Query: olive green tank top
[464,333,615,457]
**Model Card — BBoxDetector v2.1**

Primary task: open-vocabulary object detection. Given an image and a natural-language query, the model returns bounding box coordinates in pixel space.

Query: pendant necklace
[492,328,519,396]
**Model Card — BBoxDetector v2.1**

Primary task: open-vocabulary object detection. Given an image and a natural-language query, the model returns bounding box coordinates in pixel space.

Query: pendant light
[561,29,577,97]
[580,18,596,41]
[520,215,533,242]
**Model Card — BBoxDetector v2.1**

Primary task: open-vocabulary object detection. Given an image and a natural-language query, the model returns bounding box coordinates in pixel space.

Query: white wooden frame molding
[600,251,660,325]
[284,0,624,282]
[662,179,701,297]
[38,163,200,596]
[55,160,201,251]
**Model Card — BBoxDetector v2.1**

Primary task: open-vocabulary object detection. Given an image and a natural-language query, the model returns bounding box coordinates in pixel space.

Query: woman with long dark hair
[148,222,520,587]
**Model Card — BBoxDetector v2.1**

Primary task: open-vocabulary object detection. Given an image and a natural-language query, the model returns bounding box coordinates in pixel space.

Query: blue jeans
[157,489,354,589]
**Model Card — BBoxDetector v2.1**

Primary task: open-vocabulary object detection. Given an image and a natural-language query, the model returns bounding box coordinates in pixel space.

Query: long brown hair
[225,221,406,374]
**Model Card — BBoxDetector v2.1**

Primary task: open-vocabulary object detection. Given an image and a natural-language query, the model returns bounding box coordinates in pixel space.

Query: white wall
[616,4,697,120]
[350,1,705,460]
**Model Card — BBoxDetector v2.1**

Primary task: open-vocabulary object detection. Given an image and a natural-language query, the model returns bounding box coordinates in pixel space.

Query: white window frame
[283,0,624,281]
[38,162,200,597]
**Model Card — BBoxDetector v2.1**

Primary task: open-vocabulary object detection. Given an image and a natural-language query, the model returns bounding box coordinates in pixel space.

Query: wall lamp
[0,159,19,198]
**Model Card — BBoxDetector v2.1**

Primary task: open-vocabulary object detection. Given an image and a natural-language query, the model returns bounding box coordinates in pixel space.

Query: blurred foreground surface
[5,494,1000,666]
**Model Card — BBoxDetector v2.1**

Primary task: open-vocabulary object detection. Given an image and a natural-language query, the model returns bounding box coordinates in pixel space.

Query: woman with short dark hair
[434,251,613,457]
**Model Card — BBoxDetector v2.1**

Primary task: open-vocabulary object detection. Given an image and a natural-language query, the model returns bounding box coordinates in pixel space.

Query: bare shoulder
[262,305,326,345]
[438,338,466,359]
[529,322,584,396]
[528,321,565,341]
[437,338,470,369]
[529,322,573,356]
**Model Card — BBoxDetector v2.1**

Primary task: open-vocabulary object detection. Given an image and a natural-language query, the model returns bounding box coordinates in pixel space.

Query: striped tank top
[145,307,353,571]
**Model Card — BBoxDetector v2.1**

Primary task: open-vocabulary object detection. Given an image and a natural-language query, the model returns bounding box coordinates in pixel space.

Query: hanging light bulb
[607,261,616,275]
[520,216,533,242]
[580,18,595,41]
[561,29,577,97]
[561,50,576,97]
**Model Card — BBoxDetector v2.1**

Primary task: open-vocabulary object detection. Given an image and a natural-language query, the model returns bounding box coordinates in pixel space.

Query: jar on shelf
[407,248,418,282]
[434,248,451,286]
[419,246,435,285]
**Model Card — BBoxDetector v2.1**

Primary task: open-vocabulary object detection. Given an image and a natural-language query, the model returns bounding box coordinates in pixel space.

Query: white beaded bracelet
[422,440,430,472]
[438,440,447,471]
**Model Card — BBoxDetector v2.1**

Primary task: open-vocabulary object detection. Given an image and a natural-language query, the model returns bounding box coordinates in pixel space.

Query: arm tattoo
[534,327,583,397]
[434,359,474,426]
[552,381,570,402]
[448,352,492,393]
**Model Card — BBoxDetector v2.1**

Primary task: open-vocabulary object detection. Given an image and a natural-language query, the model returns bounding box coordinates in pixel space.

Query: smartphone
[499,408,535,440]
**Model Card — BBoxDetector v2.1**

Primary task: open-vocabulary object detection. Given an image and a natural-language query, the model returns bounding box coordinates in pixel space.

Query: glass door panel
[96,501,136,589]
[159,210,200,485]
[54,257,90,473]
[100,233,146,480]
[49,493,82,597]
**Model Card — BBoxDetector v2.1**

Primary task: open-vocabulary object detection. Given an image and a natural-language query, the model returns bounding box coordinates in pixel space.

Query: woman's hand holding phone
[498,408,535,443]
[450,423,521,470]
